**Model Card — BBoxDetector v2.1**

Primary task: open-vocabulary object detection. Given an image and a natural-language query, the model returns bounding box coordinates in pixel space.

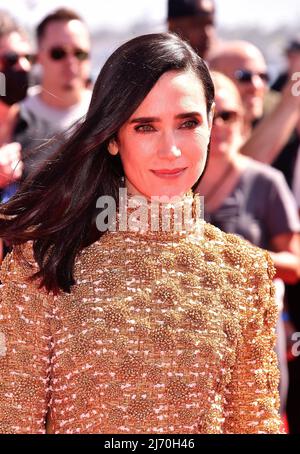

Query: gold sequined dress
[0,196,281,434]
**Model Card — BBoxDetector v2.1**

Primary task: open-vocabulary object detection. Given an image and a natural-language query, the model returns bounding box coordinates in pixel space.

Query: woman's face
[116,70,213,199]
[210,88,243,157]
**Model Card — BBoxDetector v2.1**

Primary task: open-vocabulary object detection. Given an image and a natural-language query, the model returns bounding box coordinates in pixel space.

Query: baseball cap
[167,0,215,20]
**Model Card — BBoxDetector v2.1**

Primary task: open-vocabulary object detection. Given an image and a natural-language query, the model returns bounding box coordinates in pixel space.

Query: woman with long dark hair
[0,33,281,434]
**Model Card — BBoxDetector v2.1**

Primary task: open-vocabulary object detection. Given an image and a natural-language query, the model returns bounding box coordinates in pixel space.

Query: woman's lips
[150,168,187,178]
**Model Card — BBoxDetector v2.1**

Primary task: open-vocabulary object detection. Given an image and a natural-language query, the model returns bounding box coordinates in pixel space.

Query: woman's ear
[108,139,119,156]
[208,102,215,131]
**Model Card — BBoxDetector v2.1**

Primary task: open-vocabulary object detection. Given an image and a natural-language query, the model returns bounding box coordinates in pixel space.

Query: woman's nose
[157,133,182,159]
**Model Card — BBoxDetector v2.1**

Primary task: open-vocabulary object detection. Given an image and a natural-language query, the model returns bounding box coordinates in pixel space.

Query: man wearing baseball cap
[168,0,216,58]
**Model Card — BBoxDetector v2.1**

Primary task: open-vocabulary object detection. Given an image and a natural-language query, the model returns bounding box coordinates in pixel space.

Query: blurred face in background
[0,31,32,105]
[37,19,90,97]
[231,54,268,122]
[0,31,31,72]
[168,0,215,58]
[209,45,268,123]
[210,74,244,157]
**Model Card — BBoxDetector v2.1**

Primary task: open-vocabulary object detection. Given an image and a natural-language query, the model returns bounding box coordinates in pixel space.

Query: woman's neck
[110,188,203,241]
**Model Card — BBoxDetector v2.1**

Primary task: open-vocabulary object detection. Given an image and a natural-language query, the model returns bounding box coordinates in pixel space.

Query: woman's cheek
[133,136,157,158]
[193,136,209,161]
[195,128,211,147]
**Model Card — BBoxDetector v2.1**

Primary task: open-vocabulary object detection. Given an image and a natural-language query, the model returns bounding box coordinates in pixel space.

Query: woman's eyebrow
[129,116,160,124]
[129,112,202,124]
[175,111,202,119]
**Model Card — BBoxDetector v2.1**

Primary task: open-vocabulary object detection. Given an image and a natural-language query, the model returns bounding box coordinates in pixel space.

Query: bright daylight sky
[1,0,300,32]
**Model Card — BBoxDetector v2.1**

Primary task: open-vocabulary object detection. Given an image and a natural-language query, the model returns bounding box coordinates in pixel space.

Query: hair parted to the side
[0,32,214,293]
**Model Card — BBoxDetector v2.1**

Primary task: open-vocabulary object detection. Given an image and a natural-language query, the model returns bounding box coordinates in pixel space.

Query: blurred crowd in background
[1,0,300,434]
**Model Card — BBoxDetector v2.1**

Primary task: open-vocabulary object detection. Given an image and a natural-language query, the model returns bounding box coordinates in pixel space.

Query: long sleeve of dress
[223,248,282,434]
[0,243,53,434]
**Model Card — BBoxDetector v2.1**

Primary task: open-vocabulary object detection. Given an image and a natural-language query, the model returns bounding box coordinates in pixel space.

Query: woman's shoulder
[203,223,276,326]
[203,222,275,279]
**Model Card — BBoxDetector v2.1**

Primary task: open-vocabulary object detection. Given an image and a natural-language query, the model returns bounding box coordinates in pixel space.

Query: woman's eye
[181,119,199,129]
[134,124,155,132]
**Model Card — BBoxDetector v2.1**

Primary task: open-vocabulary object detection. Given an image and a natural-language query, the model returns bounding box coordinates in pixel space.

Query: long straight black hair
[0,32,214,293]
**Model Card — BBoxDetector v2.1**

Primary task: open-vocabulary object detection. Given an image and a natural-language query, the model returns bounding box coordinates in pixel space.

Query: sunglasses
[0,51,35,68]
[213,110,239,124]
[49,47,90,61]
[234,69,269,84]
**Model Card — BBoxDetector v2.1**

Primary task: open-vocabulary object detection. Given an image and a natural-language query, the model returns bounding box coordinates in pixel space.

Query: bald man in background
[209,40,300,164]
[209,41,270,127]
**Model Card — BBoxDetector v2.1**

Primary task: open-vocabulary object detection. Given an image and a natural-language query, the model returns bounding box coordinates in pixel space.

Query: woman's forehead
[154,70,204,95]
[131,70,207,115]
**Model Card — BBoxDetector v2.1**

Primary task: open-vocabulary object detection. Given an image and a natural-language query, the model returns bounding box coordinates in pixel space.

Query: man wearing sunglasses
[209,40,300,168]
[209,41,270,128]
[15,8,92,179]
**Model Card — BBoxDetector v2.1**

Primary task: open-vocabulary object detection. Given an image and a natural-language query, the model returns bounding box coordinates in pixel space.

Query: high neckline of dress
[109,190,204,242]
